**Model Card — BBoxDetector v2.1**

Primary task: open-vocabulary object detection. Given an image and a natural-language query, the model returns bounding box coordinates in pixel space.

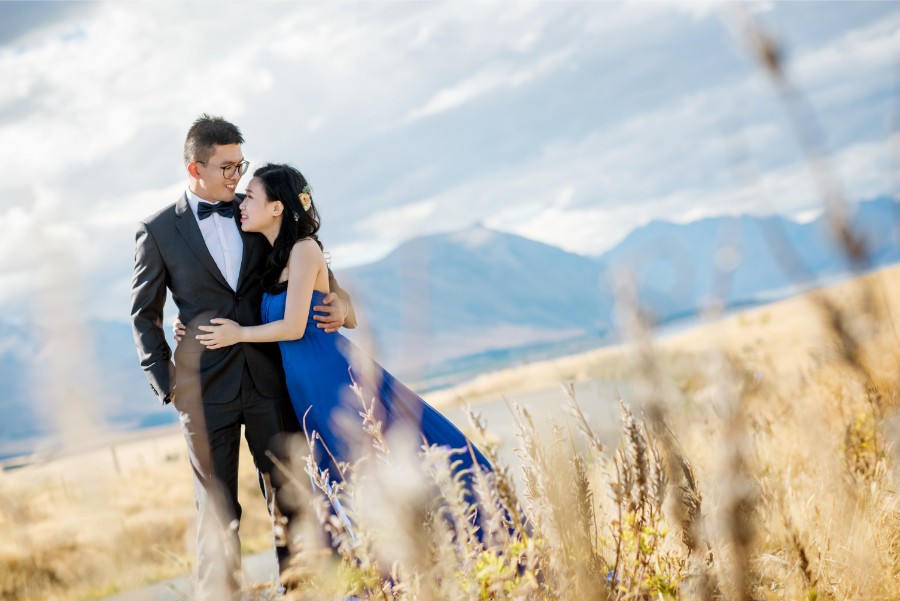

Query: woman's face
[239,177,282,234]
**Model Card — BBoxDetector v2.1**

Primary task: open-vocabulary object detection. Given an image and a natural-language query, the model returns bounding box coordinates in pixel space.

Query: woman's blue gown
[262,287,492,489]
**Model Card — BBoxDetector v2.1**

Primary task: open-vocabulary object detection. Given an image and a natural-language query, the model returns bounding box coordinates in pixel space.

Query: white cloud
[409,67,513,121]
[484,133,887,258]
[0,1,895,323]
[793,207,824,224]
[407,47,574,121]
[356,199,441,243]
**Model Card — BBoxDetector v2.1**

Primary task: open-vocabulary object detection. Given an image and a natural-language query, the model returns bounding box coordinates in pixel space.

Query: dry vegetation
[2,261,899,601]
[0,432,275,600]
[258,263,900,601]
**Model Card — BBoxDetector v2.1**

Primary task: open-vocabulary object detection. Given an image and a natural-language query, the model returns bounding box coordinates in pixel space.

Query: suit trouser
[174,365,295,601]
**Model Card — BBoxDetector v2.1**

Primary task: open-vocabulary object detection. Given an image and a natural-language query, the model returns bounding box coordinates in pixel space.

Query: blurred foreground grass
[2,263,899,600]
[267,264,899,601]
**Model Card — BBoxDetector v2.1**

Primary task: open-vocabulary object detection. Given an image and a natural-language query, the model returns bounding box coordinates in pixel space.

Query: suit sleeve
[328,269,357,329]
[131,222,176,403]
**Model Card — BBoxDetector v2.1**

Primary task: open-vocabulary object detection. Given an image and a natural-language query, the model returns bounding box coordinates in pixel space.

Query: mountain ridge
[1,197,898,457]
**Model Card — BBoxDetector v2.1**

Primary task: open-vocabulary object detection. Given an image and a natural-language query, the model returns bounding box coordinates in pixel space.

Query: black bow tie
[197,201,235,220]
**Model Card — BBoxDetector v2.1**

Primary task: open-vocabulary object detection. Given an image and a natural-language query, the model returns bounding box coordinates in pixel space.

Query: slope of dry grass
[1,264,899,600]
[0,431,274,600]
[268,264,900,600]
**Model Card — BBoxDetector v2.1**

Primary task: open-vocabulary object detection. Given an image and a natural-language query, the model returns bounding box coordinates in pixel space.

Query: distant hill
[0,320,176,461]
[337,197,900,372]
[596,197,900,321]
[1,197,898,457]
[337,225,613,374]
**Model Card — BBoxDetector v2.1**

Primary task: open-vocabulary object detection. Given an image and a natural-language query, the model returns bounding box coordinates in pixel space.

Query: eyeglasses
[197,159,250,179]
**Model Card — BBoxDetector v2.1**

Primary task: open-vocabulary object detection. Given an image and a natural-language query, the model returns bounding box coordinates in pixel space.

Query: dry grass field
[2,262,899,600]
[0,429,275,600]
[270,264,900,601]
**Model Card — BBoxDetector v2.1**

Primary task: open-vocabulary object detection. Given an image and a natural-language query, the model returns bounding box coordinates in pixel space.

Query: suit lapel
[174,193,231,289]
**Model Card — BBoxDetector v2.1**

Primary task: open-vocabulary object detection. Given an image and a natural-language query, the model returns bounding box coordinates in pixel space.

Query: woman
[193,163,492,498]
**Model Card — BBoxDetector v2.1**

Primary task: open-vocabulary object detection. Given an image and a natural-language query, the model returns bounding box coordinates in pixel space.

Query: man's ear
[187,162,201,180]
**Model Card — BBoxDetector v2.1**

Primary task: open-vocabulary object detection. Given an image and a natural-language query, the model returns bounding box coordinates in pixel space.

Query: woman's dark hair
[253,163,324,293]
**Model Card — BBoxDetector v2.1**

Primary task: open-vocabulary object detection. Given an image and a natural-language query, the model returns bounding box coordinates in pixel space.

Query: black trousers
[174,364,298,601]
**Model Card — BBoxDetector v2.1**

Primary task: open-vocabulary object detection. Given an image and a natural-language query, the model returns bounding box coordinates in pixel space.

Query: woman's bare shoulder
[289,238,325,262]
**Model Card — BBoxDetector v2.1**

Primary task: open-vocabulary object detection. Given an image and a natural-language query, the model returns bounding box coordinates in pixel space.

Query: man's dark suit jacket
[131,192,354,406]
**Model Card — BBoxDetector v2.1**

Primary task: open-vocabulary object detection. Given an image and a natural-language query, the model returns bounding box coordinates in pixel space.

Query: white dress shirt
[186,189,243,290]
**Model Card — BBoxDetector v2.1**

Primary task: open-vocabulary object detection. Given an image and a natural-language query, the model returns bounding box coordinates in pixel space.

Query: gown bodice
[259,284,491,495]
[261,287,331,332]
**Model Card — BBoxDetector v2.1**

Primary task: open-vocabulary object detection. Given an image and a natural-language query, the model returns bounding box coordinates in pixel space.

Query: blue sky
[0,1,897,324]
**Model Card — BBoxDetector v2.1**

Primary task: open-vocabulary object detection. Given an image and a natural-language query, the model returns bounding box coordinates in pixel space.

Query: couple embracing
[130,115,490,600]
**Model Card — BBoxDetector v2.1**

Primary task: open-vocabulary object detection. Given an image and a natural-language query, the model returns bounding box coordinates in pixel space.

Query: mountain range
[338,196,899,373]
[2,197,898,458]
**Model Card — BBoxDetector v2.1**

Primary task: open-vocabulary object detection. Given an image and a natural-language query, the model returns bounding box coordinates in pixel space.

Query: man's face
[191,144,245,202]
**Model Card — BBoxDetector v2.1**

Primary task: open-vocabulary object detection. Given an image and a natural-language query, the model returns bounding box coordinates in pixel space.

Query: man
[131,114,354,600]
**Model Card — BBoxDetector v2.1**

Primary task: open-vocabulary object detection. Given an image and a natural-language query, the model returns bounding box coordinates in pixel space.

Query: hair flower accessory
[298,184,313,213]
